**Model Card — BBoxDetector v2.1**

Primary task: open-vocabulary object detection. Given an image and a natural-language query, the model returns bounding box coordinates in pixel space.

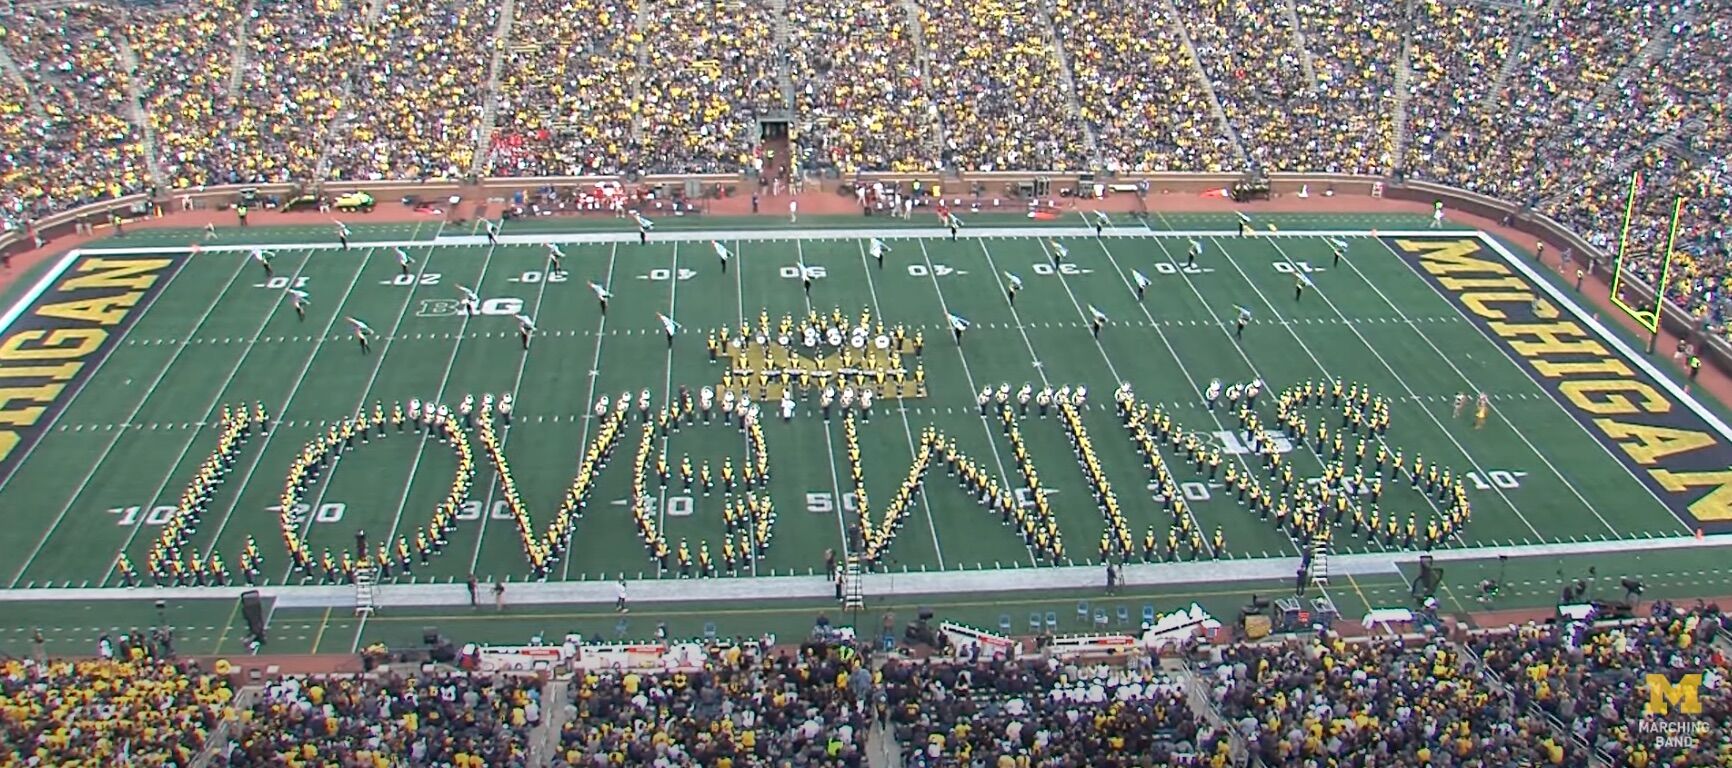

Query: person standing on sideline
[466,574,479,607]
[825,548,837,580]
[493,581,506,611]
[615,579,629,613]
[789,199,798,224]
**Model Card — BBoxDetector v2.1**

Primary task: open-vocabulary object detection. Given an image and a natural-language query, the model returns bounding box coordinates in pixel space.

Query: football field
[2,211,1729,609]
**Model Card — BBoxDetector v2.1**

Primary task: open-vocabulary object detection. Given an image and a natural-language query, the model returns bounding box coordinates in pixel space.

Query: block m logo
[1646,673,1703,716]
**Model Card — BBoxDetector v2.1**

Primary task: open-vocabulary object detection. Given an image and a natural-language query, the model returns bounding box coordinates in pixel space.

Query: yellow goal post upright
[1605,172,1687,354]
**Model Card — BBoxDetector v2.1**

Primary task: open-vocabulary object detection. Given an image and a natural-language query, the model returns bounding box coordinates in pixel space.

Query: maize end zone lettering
[0,254,184,481]
[1385,237,1732,530]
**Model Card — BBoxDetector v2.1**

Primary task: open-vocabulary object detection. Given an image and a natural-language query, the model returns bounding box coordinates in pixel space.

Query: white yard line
[1028,239,1126,386]
[559,245,618,581]
[654,244,682,536]
[0,251,165,492]
[968,241,1051,390]
[375,240,506,570]
[1073,237,1247,555]
[463,246,560,574]
[277,245,444,583]
[898,240,1037,566]
[14,251,300,587]
[1346,238,1622,534]
[797,240,855,566]
[187,250,373,568]
[1134,234,1387,571]
[1209,235,1540,540]
[730,239,764,577]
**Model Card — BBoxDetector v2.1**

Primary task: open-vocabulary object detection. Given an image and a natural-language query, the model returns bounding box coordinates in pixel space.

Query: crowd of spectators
[221,670,540,767]
[884,655,1224,767]
[0,656,234,767]
[556,641,870,767]
[634,0,783,175]
[0,3,149,222]
[922,0,1089,172]
[1207,634,1581,766]
[1050,0,1233,174]
[489,0,639,177]
[126,0,245,190]
[786,0,938,175]
[13,0,1732,339]
[1472,601,1731,767]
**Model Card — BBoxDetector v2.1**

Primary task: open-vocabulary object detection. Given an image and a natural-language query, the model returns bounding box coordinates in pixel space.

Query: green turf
[0,214,1705,609]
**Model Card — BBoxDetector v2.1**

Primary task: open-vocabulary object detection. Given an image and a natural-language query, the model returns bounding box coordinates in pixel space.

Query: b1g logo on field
[416,297,524,318]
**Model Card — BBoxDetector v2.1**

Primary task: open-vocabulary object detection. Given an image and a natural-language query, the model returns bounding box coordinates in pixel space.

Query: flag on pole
[947,313,970,332]
[288,288,309,303]
[516,314,536,332]
[1051,241,1069,260]
[347,317,373,335]
[1235,211,1252,224]
[1297,271,1315,287]
[456,284,478,303]
[1093,210,1112,225]
[947,213,965,228]
[1327,237,1349,251]
[1236,305,1253,322]
[657,312,681,335]
[1089,305,1108,324]
[1004,272,1023,290]
[713,240,731,261]
[870,238,890,254]
[589,281,611,300]
[634,212,655,230]
[395,247,414,265]
[1132,270,1151,290]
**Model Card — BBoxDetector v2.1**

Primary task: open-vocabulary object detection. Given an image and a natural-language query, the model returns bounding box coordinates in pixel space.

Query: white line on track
[559,245,618,581]
[11,252,298,587]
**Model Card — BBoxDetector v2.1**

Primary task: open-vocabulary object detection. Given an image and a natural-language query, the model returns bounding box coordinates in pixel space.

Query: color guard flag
[1236,211,1252,224]
[1004,272,1023,290]
[657,312,681,335]
[1089,305,1108,324]
[589,281,611,300]
[1132,270,1151,289]
[634,212,655,230]
[947,313,970,331]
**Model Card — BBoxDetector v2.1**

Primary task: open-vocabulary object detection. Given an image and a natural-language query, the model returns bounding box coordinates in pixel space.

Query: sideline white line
[559,245,618,581]
[9,251,259,587]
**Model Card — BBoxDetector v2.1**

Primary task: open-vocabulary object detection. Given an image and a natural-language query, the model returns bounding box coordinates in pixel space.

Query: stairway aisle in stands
[898,0,945,164]
[627,0,653,146]
[0,35,47,120]
[115,36,169,194]
[1482,0,1548,109]
[1391,0,1415,167]
[1278,0,1320,90]
[1156,0,1248,166]
[311,0,392,183]
[1031,2,1100,168]
[469,0,522,176]
[227,0,257,95]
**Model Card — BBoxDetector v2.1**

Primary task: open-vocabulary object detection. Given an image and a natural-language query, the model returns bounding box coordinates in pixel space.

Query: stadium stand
[0,656,235,767]
[1472,602,1730,767]
[555,642,871,767]
[786,0,937,175]
[1207,634,1584,767]
[221,670,541,766]
[883,656,1227,767]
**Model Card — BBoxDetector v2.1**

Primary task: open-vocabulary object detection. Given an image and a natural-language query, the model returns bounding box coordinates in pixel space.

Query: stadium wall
[0,172,1702,370]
